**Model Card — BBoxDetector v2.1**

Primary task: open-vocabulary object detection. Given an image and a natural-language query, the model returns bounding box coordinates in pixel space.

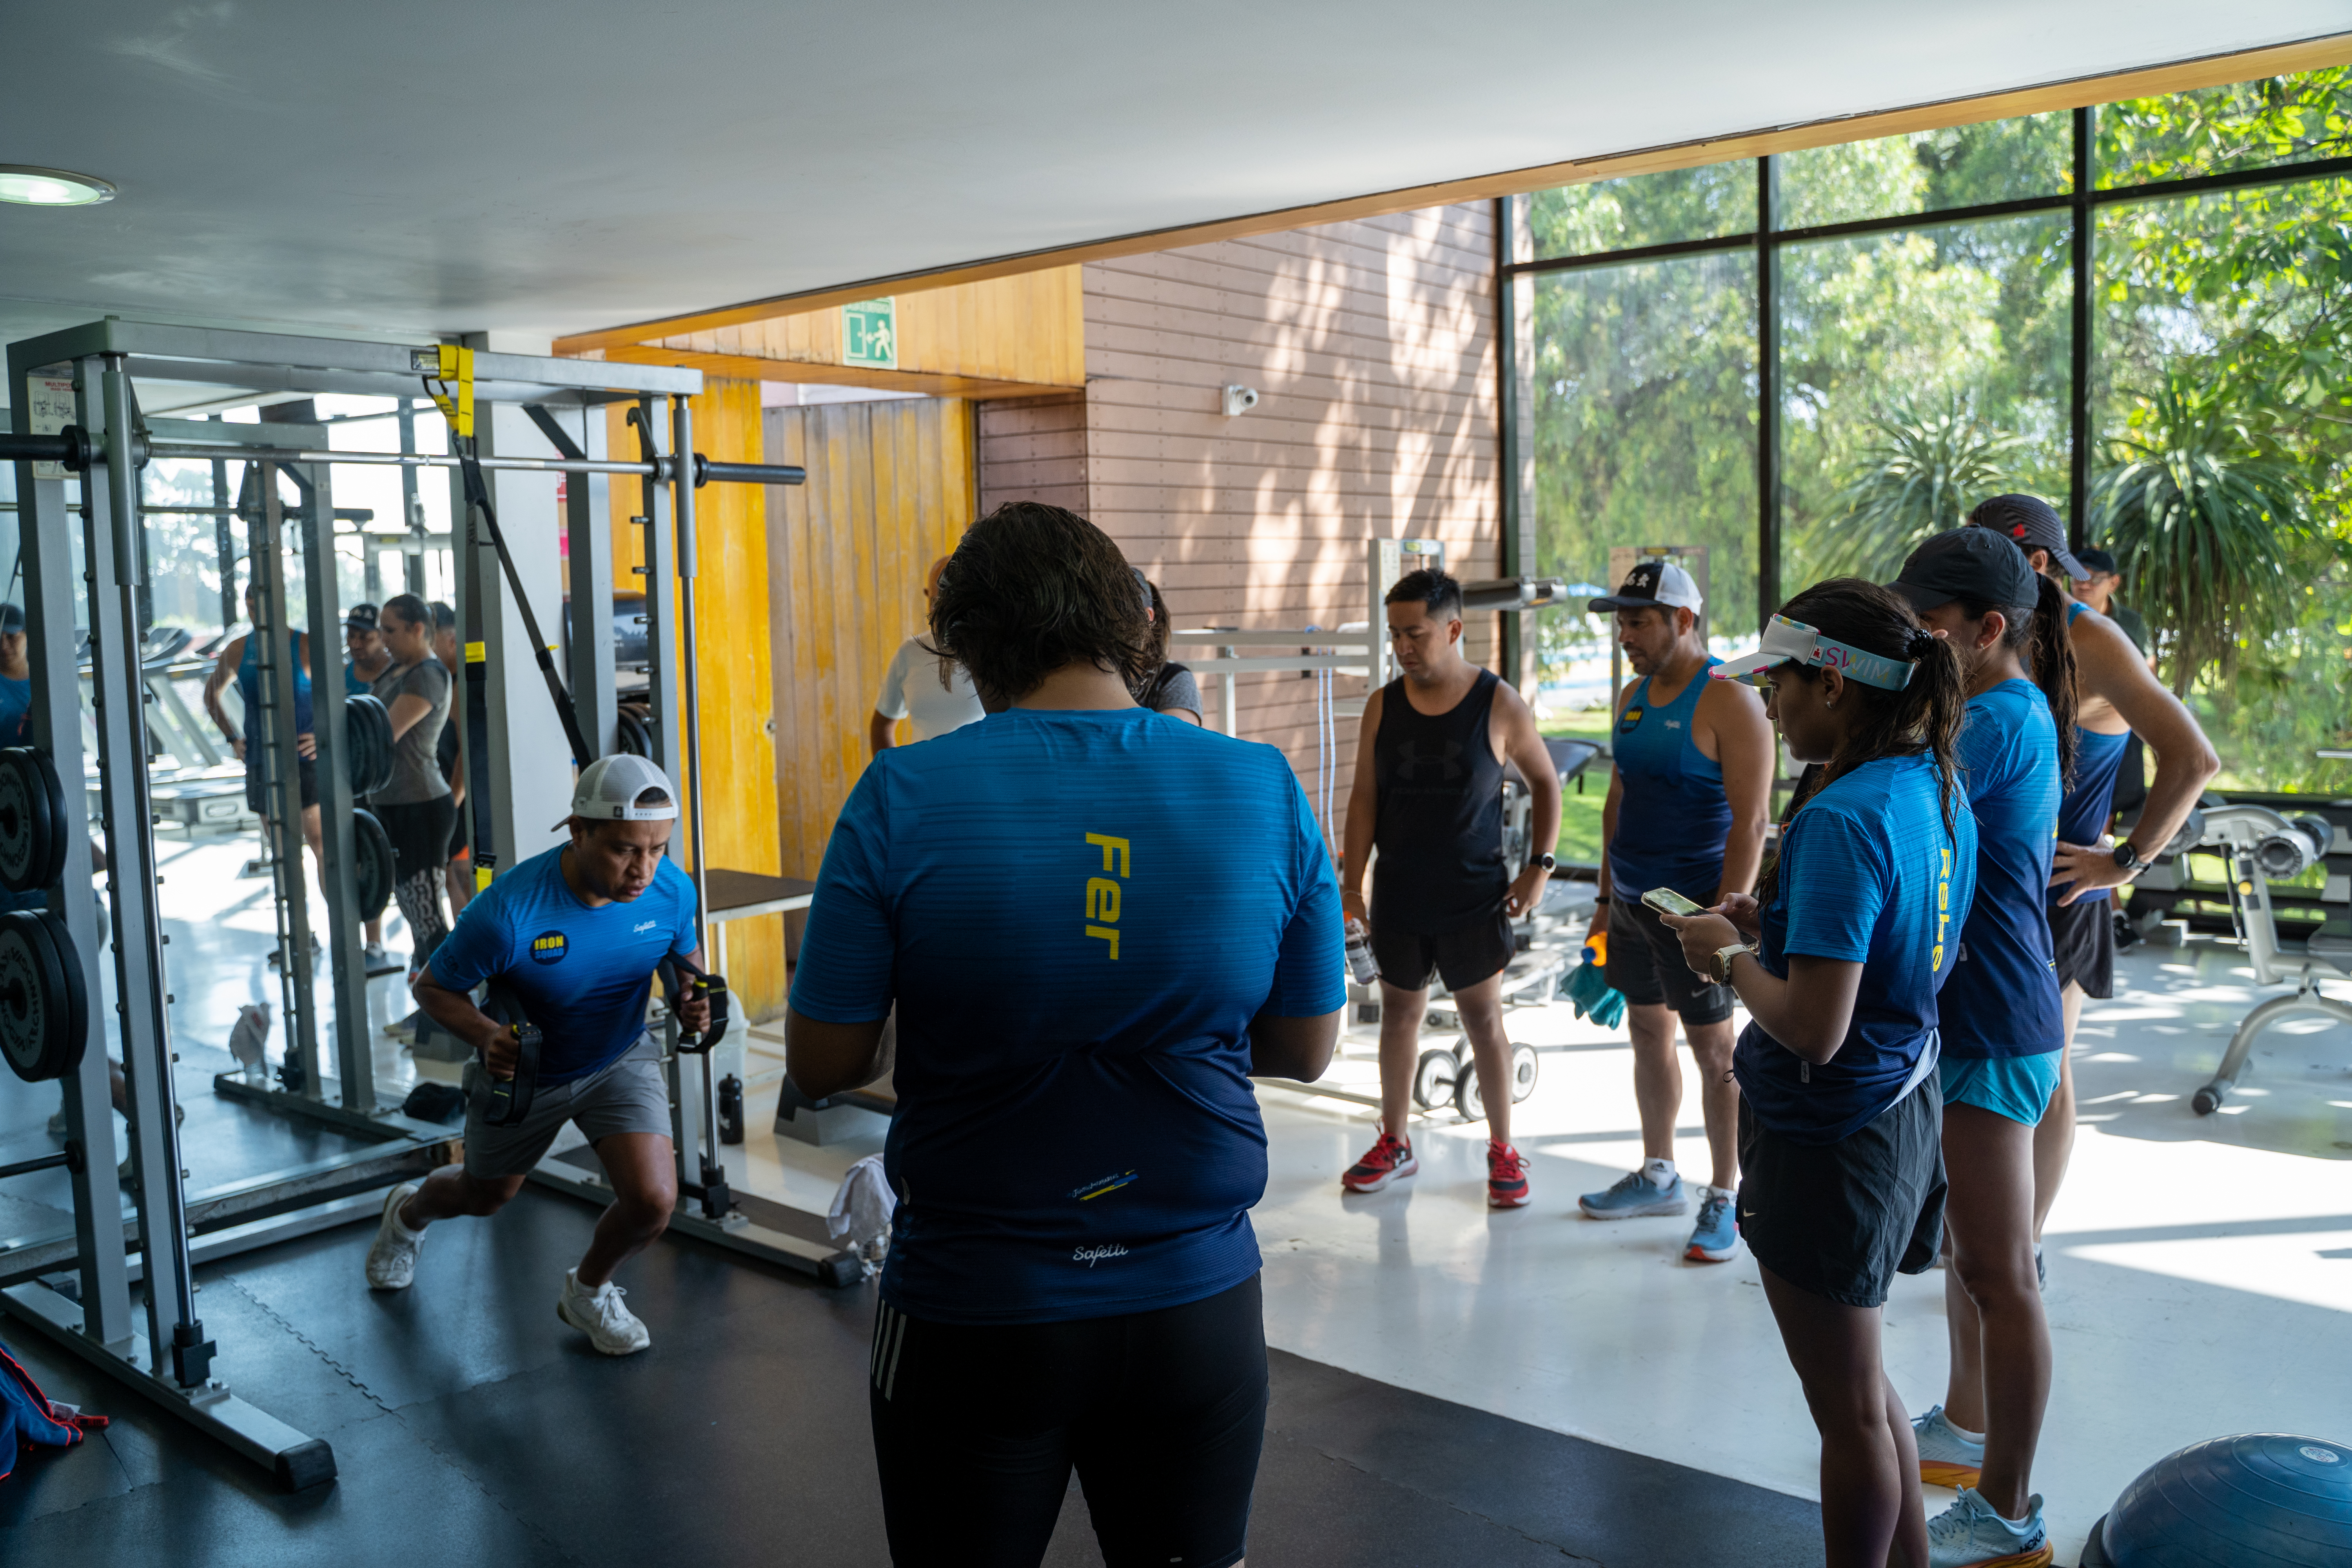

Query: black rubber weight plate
[0,909,84,1083]
[0,746,65,893]
[353,808,393,920]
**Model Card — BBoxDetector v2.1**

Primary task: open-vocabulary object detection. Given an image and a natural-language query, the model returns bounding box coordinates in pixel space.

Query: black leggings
[372,797,456,967]
[869,1274,1268,1568]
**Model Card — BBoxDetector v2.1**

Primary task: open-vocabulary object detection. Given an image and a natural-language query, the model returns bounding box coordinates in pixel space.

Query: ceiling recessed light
[0,166,116,207]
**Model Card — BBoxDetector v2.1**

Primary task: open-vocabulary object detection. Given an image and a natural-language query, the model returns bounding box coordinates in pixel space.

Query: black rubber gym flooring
[0,1188,1825,1566]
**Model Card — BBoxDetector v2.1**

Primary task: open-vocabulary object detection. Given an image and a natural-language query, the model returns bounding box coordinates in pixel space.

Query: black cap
[1966,494,2085,580]
[1888,528,2039,613]
[0,604,22,635]
[2075,548,2118,577]
[345,603,379,631]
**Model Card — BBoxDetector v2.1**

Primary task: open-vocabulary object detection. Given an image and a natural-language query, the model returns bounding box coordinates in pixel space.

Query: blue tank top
[1608,657,1731,903]
[344,661,375,697]
[1941,681,2064,1058]
[236,628,314,735]
[2052,602,2129,907]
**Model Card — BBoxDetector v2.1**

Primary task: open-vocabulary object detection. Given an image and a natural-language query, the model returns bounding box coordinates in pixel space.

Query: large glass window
[1507,65,2352,796]
[1779,212,2071,588]
[1777,114,2072,229]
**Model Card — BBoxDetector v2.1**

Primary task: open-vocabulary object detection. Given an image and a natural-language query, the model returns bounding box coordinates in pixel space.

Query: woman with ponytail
[1657,578,1976,1568]
[1887,530,2069,1566]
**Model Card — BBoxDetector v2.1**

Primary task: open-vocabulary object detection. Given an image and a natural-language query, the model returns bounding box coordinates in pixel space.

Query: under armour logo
[1394,739,1465,782]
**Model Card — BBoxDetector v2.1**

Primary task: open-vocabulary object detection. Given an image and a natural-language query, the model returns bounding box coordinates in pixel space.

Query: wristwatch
[1535,852,1557,872]
[2111,840,2149,873]
[1711,944,1749,984]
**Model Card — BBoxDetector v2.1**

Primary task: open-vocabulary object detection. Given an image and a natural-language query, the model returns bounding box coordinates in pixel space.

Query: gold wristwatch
[1711,944,1749,984]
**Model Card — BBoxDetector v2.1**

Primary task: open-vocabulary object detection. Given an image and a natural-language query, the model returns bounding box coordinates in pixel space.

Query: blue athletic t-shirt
[428,844,699,1085]
[0,675,28,746]
[1941,681,2064,1059]
[790,706,1345,1327]
[1735,753,1977,1144]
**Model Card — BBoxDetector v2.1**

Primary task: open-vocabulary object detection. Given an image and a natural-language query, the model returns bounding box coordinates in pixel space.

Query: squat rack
[0,318,821,1487]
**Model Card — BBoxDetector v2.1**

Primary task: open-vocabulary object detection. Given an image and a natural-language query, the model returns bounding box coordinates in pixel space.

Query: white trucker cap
[1586,559,1702,615]
[559,753,680,828]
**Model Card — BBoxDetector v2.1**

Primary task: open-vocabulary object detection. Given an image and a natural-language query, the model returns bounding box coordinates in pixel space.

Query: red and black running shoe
[1341,1130,1418,1193]
[1487,1140,1531,1209]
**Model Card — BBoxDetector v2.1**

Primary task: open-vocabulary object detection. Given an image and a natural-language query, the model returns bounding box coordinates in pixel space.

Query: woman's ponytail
[1907,632,1969,837]
[2025,574,2080,786]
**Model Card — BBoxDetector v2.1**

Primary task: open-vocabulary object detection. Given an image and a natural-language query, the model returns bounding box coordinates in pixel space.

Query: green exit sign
[842,298,898,369]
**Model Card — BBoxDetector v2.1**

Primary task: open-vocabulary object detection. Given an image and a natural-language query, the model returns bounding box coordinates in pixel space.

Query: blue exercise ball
[2090,1433,2352,1566]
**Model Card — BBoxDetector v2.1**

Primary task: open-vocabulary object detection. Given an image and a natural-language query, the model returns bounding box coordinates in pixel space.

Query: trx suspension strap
[423,346,596,889]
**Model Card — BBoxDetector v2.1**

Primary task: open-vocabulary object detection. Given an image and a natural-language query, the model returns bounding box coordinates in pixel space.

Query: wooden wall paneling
[1076,202,1500,847]
[765,397,976,892]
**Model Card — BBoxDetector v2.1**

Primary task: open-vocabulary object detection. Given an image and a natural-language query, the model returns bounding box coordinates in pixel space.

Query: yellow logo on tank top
[1085,833,1131,959]
[1619,705,1644,734]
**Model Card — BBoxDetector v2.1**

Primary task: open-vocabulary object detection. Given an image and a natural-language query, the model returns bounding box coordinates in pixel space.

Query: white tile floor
[21,824,2348,1564]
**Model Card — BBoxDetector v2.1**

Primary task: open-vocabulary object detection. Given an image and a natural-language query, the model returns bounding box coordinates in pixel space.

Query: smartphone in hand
[1641,887,1705,918]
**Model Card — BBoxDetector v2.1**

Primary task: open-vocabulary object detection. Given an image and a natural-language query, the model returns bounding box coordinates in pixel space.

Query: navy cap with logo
[1887,528,2039,613]
[1588,559,1703,615]
[2074,548,2119,578]
[344,602,379,632]
[1966,494,2085,581]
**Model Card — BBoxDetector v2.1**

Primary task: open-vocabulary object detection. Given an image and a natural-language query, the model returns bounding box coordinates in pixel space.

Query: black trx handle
[658,955,730,1053]
[480,1022,543,1128]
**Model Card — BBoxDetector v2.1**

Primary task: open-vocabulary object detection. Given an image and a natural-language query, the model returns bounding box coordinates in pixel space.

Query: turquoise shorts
[1939,1052,2062,1127]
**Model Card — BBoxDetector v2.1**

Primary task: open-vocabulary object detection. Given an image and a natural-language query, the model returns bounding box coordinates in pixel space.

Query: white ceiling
[0,2,2339,352]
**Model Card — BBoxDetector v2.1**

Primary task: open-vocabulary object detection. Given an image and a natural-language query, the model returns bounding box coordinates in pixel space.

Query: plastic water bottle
[1345,919,1379,985]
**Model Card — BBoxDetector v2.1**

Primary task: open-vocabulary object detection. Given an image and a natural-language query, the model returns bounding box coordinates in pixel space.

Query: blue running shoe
[1684,1185,1739,1261]
[1911,1404,1985,1490]
[1578,1169,1687,1219]
[1926,1486,2050,1567]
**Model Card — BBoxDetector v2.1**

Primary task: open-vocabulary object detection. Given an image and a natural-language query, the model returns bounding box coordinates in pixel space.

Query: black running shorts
[1737,1076,1945,1309]
[1602,897,1735,1025]
[245,751,318,813]
[2048,892,2116,1000]
[868,1276,1268,1568]
[1366,907,1513,993]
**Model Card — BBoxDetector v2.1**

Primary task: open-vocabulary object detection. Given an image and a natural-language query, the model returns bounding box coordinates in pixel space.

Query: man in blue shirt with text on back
[787,502,1344,1568]
[362,753,711,1358]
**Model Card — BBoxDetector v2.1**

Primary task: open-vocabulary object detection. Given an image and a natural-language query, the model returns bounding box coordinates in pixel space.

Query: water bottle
[1345,919,1379,985]
[718,1074,744,1145]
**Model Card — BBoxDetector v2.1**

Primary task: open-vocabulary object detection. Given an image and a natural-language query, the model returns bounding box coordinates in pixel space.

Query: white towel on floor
[826,1153,896,1254]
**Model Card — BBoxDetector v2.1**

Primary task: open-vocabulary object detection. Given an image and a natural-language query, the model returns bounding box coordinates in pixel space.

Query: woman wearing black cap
[1887,528,2075,1566]
[1962,497,2218,1251]
[1659,578,1975,1568]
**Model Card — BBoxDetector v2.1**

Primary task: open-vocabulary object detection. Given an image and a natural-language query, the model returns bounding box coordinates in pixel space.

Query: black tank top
[1369,667,1507,933]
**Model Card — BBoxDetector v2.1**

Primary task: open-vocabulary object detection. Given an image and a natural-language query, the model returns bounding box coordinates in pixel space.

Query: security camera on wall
[1220,384,1259,417]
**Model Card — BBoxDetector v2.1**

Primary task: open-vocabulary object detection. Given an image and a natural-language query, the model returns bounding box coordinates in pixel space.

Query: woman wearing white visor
[1657,580,1977,1568]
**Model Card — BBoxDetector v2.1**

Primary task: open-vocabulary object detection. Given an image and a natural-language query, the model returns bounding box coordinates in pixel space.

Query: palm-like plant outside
[1800,396,2028,583]
[2089,366,2314,694]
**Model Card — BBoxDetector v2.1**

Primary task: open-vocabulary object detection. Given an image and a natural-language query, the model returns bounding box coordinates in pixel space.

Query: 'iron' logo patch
[530,932,569,965]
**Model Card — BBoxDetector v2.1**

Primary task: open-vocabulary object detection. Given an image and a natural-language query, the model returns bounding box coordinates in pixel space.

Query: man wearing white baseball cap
[363,753,713,1356]
[1579,559,1772,1266]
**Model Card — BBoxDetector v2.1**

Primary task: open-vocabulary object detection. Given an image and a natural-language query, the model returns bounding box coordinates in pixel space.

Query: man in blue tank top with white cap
[1578,560,1774,1265]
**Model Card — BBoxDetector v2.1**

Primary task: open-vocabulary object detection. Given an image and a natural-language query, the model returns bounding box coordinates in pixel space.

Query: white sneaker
[557,1268,650,1356]
[365,1182,426,1289]
[1926,1486,2051,1567]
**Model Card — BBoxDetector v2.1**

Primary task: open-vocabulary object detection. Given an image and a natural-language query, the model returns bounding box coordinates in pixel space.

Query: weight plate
[0,908,84,1083]
[0,748,57,893]
[33,748,67,889]
[1411,1047,1457,1111]
[352,808,394,920]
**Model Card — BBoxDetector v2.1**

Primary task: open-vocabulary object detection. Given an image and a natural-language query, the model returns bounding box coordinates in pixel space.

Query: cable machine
[0,318,824,1485]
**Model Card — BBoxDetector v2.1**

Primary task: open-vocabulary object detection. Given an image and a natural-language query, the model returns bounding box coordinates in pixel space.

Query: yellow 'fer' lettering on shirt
[1086,833,1130,877]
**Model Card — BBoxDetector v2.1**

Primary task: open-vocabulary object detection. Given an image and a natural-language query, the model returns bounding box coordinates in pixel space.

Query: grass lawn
[1541,713,1614,868]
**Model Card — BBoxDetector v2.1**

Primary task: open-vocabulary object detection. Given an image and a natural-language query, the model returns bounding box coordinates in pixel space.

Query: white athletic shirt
[874,636,985,743]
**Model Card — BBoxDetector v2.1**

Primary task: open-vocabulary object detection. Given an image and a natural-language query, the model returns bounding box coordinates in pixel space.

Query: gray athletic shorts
[461,1031,671,1180]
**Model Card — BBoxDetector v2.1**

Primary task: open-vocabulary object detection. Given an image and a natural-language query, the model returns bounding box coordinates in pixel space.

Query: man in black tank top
[1339,569,1561,1210]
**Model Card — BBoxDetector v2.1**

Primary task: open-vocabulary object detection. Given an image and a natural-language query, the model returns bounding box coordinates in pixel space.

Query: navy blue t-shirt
[790,706,1345,1327]
[429,844,699,1085]
[1735,754,1977,1144]
[1942,681,2063,1059]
